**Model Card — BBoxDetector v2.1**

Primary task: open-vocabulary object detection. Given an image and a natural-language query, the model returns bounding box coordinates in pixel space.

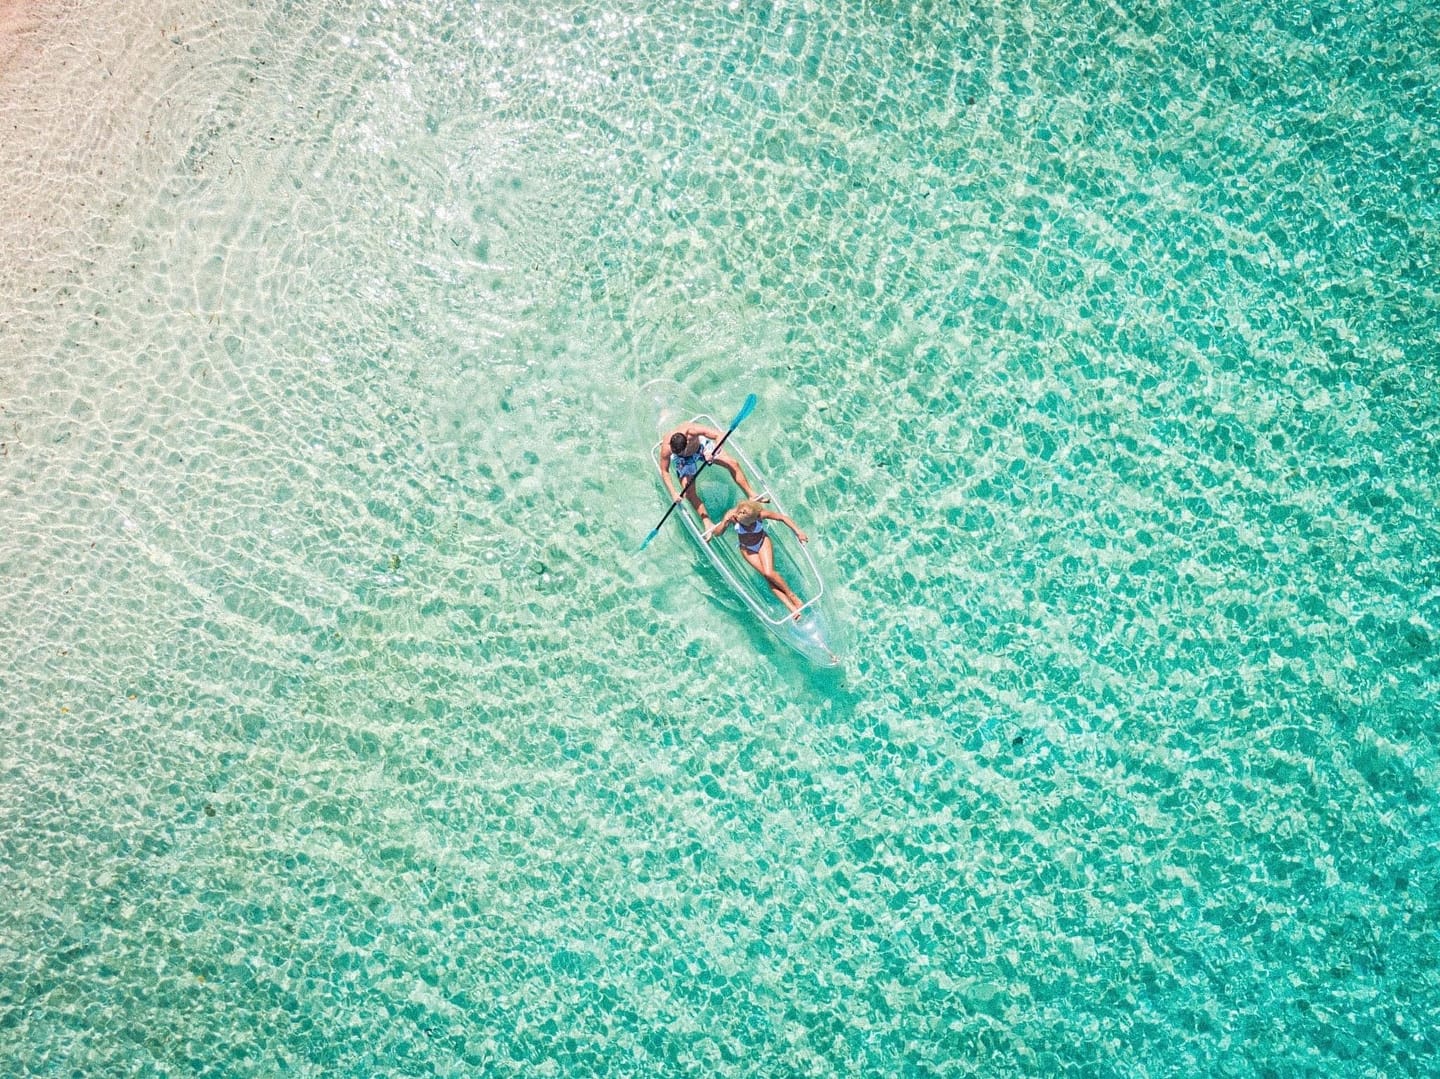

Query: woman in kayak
[705,499,809,619]
[658,421,759,528]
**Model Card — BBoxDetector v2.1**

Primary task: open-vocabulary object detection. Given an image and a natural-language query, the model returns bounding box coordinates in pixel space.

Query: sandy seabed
[0,0,268,384]
[0,0,41,63]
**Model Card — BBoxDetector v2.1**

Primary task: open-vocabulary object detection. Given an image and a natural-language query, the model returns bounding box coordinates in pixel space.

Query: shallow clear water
[2,0,1437,1074]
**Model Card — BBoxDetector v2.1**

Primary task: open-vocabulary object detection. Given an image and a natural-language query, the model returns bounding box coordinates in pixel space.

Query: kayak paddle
[640,393,757,550]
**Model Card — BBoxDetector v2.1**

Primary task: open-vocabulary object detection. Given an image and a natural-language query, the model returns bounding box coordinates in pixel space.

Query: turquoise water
[3,0,1437,1073]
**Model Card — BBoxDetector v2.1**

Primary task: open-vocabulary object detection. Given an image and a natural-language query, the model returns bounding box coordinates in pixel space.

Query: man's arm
[658,444,680,499]
[687,422,724,447]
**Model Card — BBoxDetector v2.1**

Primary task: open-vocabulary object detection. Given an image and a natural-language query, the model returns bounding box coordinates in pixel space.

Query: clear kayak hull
[644,380,844,667]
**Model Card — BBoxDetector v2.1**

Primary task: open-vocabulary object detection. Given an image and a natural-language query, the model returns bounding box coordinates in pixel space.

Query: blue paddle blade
[729,393,757,429]
[639,527,659,551]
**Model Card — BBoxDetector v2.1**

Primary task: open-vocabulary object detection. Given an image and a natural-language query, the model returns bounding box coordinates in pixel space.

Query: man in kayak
[704,499,809,620]
[658,420,760,528]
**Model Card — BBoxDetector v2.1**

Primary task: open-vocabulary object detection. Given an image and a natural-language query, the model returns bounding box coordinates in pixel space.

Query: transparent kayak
[644,379,843,667]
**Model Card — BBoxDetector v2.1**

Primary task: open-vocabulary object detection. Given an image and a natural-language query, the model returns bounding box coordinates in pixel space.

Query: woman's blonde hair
[735,500,764,523]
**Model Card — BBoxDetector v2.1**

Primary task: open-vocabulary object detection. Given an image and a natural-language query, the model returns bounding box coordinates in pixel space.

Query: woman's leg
[743,539,803,616]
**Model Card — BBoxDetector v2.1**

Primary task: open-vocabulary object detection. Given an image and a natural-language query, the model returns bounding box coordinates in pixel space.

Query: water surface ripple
[2,1,1436,1075]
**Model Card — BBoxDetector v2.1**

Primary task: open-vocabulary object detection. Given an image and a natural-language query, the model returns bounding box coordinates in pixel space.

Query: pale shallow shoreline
[0,0,42,67]
[0,0,127,297]
[0,0,268,387]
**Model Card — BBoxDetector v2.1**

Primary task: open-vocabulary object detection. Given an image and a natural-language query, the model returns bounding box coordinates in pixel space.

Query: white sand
[0,0,268,378]
[0,0,41,66]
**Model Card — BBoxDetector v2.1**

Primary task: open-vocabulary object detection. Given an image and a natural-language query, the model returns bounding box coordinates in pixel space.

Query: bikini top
[735,516,767,549]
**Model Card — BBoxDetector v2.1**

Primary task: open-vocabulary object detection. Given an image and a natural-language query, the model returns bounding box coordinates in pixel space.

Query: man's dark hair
[669,432,689,454]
